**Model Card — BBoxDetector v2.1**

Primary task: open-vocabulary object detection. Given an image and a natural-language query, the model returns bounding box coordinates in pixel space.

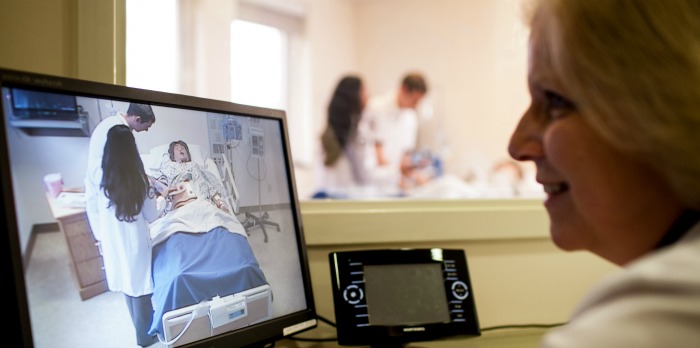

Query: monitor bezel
[0,67,317,348]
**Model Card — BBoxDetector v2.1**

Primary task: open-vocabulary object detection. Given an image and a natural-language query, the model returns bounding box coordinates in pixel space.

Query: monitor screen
[0,68,316,347]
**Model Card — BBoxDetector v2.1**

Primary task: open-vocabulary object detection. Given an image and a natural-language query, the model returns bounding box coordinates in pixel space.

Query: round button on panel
[451,281,469,300]
[343,284,364,304]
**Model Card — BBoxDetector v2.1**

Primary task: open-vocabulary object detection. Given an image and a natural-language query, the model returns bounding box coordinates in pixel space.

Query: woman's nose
[508,106,544,162]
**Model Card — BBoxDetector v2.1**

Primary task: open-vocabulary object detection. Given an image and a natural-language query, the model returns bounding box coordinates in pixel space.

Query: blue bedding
[148,227,268,336]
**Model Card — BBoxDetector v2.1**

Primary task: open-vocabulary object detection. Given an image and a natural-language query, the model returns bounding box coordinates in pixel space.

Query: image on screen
[1,78,314,348]
[364,263,451,326]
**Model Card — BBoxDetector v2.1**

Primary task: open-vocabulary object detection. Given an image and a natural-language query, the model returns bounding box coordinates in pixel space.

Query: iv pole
[243,133,280,243]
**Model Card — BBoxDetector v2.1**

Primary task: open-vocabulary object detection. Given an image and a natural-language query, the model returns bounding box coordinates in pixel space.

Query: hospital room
[1,0,625,347]
[2,89,311,346]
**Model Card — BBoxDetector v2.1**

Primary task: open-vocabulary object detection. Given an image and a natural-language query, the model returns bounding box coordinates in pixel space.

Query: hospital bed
[141,143,272,348]
[161,284,272,347]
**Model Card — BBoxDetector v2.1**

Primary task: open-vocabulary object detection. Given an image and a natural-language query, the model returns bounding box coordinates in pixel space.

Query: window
[125,0,312,166]
[230,20,287,110]
[125,0,178,93]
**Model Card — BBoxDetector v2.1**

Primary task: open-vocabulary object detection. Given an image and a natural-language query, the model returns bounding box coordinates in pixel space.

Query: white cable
[157,302,209,347]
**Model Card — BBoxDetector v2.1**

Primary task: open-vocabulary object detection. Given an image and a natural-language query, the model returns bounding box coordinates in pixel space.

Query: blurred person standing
[314,75,374,198]
[362,72,430,191]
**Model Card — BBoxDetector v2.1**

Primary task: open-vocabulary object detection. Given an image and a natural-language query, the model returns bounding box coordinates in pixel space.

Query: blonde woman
[509,0,700,346]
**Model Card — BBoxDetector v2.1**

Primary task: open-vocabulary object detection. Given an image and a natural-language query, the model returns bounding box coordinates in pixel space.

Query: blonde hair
[528,0,700,208]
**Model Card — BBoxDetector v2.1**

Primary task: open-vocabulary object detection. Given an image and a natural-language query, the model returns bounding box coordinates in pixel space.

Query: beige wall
[301,199,618,328]
[0,0,78,77]
[0,0,125,84]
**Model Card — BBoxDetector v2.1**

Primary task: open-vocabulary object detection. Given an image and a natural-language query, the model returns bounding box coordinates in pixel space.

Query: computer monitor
[0,68,317,347]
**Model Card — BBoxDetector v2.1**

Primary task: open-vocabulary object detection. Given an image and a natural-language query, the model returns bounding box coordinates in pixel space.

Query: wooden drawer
[62,213,91,238]
[47,194,108,300]
[67,232,100,263]
[74,257,106,288]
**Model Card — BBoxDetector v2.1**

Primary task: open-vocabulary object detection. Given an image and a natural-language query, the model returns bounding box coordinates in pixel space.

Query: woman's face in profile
[508,21,680,264]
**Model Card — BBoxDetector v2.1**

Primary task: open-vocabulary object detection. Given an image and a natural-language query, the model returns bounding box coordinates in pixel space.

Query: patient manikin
[150,140,232,214]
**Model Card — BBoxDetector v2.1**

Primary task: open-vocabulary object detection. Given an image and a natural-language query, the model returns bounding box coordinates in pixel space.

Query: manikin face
[507,23,683,265]
[172,143,190,163]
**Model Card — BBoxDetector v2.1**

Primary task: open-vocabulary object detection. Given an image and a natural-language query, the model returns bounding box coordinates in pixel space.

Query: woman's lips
[543,182,569,195]
[543,182,569,208]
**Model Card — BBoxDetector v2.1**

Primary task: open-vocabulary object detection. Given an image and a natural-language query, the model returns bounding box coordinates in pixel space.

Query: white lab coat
[84,113,157,296]
[362,90,419,188]
[540,221,700,347]
[96,190,160,296]
[314,123,400,199]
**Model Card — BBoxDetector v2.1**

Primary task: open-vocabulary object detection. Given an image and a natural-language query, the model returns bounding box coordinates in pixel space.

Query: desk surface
[276,327,546,348]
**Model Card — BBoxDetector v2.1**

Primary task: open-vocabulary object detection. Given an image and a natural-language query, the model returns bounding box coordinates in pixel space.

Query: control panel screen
[364,263,450,326]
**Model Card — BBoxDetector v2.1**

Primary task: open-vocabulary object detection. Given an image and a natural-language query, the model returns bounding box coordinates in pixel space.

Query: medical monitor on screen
[0,68,316,347]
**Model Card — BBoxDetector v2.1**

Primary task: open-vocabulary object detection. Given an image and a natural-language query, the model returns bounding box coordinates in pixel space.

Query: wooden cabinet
[46,194,108,300]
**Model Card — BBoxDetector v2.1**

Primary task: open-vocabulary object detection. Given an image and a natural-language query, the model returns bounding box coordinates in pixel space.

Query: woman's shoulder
[570,228,700,318]
[542,235,700,347]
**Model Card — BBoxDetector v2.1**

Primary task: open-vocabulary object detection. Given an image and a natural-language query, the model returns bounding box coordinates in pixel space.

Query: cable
[286,315,338,342]
[287,315,564,343]
[480,322,566,332]
[315,314,337,327]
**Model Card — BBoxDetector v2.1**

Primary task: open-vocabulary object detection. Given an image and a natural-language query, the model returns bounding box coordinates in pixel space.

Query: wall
[0,0,77,78]
[300,199,618,327]
[0,0,125,253]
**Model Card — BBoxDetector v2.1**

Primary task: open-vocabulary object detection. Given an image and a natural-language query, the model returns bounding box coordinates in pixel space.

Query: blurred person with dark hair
[314,75,373,198]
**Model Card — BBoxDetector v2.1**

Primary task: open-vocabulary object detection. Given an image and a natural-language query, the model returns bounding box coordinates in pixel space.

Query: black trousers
[125,293,158,347]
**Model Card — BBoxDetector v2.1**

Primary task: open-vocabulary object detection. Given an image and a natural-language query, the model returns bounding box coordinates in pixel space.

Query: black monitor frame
[0,68,317,347]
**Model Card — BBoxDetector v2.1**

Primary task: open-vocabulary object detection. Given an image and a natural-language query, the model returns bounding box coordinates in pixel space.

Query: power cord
[480,322,566,332]
[287,315,565,342]
[287,315,337,342]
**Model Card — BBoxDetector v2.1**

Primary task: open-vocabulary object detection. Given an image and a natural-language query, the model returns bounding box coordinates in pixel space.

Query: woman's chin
[549,225,585,252]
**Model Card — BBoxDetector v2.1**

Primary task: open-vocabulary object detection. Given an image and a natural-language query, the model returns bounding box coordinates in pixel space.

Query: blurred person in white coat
[362,72,429,191]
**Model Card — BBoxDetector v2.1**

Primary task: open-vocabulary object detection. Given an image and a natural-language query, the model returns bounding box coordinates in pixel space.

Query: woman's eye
[544,90,574,120]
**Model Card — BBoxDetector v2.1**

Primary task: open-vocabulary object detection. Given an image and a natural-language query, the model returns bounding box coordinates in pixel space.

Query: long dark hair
[322,76,364,166]
[100,125,150,222]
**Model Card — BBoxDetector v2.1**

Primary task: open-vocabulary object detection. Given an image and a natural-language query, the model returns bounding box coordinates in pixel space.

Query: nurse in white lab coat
[84,104,159,347]
[361,73,428,191]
